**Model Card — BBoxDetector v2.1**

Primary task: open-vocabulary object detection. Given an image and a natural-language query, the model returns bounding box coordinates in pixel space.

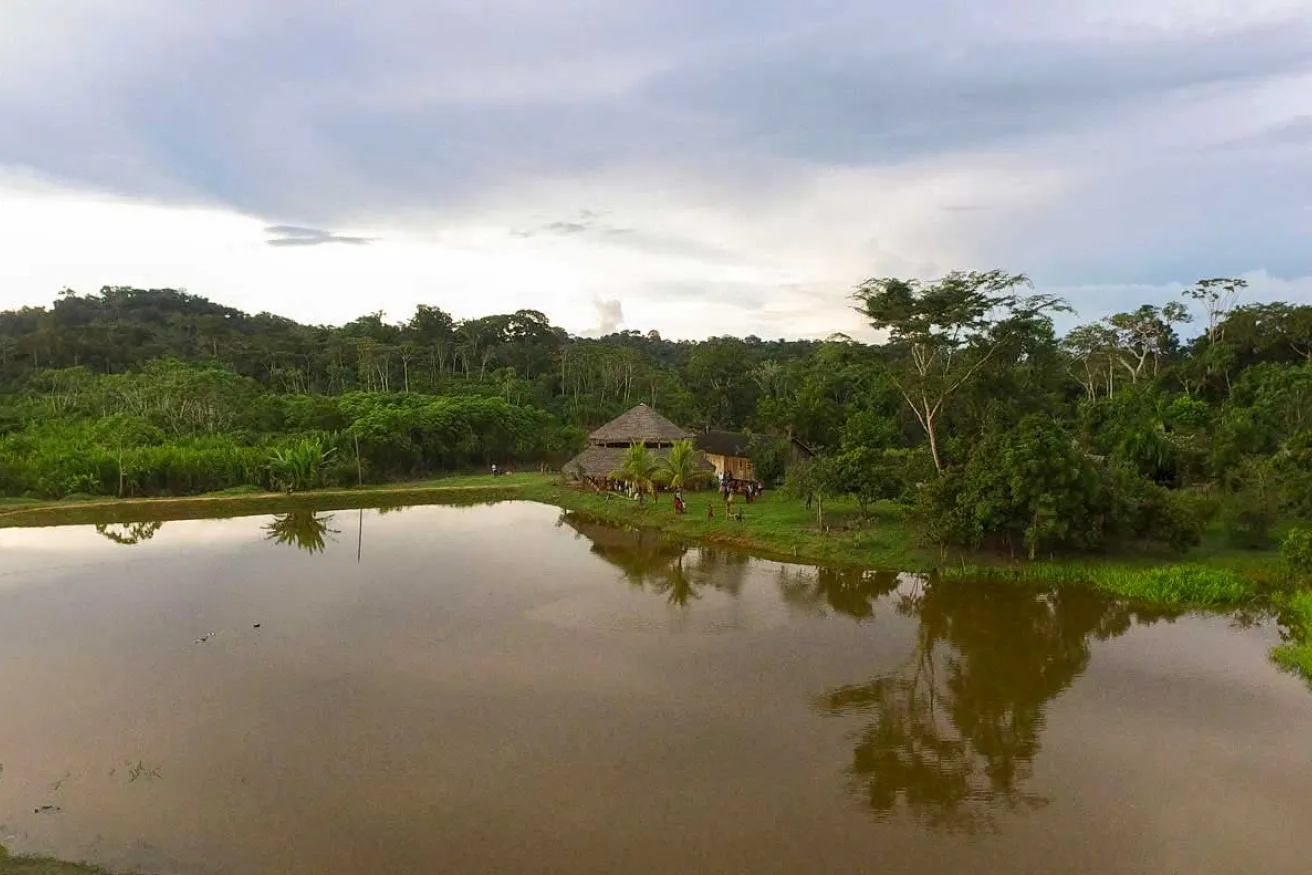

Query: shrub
[268,435,336,493]
[1134,484,1213,553]
[1272,590,1312,682]
[1282,528,1312,577]
[1222,489,1278,549]
[1222,457,1280,549]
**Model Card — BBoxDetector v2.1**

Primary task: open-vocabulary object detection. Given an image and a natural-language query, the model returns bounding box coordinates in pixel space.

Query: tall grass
[942,563,1251,607]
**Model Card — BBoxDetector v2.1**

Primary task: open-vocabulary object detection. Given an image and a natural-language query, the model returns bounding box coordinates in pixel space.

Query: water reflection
[262,511,339,554]
[817,578,1178,833]
[557,516,1194,834]
[559,512,751,606]
[778,566,902,620]
[94,521,164,546]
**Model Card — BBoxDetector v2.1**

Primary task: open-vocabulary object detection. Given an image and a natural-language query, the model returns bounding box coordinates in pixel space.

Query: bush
[1222,490,1278,549]
[916,416,1116,558]
[268,435,337,493]
[1222,457,1281,549]
[1283,528,1312,577]
[1134,485,1213,553]
[1272,589,1312,682]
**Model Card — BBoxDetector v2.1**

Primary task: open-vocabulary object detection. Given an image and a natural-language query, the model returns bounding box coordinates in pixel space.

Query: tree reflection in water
[817,577,1177,833]
[95,520,164,545]
[778,566,903,620]
[558,512,751,606]
[263,511,339,554]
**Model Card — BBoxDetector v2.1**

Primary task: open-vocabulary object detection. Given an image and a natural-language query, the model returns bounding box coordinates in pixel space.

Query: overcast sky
[2,0,1309,339]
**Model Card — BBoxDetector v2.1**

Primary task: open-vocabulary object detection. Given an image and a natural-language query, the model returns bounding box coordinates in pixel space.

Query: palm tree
[659,438,702,492]
[611,443,661,505]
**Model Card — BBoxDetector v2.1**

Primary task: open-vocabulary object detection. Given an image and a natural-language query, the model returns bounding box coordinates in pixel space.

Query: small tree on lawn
[659,439,703,493]
[786,456,836,530]
[611,443,661,505]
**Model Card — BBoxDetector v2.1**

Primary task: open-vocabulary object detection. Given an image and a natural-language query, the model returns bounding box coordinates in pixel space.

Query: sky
[1,0,1310,340]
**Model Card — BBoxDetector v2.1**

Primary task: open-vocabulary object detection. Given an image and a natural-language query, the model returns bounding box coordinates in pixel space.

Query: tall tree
[852,270,1063,472]
[1105,303,1191,384]
[1182,277,1247,346]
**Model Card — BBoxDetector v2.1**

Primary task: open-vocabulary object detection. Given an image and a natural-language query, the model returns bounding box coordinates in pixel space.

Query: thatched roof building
[587,404,691,446]
[562,404,713,482]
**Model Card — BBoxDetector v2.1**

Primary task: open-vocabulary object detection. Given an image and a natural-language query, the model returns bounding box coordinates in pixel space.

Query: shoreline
[0,472,1291,581]
[2,473,1307,683]
[0,853,126,875]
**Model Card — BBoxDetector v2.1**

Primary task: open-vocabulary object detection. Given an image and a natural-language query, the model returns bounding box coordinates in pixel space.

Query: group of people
[717,473,764,502]
[592,472,763,520]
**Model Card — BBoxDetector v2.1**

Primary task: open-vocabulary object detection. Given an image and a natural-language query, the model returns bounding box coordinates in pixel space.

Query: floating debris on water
[33,805,61,815]
[195,632,215,644]
[127,761,162,783]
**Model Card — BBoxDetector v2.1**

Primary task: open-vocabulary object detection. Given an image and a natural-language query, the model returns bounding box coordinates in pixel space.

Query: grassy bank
[0,852,129,875]
[528,482,1292,601]
[0,473,542,528]
[2,473,1293,595]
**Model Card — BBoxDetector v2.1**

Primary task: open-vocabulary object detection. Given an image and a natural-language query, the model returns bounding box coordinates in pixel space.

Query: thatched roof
[697,430,816,460]
[562,445,715,480]
[588,404,691,444]
[697,429,752,458]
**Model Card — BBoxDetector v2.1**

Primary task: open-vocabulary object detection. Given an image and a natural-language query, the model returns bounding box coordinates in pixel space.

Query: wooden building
[696,430,815,484]
[697,430,756,482]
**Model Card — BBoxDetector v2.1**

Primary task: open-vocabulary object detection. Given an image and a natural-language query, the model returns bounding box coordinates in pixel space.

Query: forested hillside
[2,275,1310,558]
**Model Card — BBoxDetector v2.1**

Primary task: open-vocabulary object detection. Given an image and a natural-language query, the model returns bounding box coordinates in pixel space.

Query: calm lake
[1,501,1310,874]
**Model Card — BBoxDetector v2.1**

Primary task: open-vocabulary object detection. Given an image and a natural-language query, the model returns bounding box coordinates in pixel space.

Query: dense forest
[2,274,1310,558]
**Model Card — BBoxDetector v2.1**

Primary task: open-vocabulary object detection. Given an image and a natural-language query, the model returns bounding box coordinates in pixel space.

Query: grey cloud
[7,3,1308,221]
[512,211,629,238]
[1246,115,1312,147]
[2,0,1311,307]
[641,22,1312,166]
[511,211,736,263]
[265,226,373,247]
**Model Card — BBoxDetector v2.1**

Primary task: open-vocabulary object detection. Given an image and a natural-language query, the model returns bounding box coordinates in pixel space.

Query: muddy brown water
[1,502,1309,875]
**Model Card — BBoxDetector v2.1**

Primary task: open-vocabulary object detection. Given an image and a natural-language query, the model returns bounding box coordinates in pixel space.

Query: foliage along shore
[1,471,1297,598]
[4,472,1308,684]
[0,849,129,875]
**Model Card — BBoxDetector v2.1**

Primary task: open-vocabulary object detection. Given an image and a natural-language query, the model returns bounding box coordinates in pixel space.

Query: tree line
[2,278,1310,558]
